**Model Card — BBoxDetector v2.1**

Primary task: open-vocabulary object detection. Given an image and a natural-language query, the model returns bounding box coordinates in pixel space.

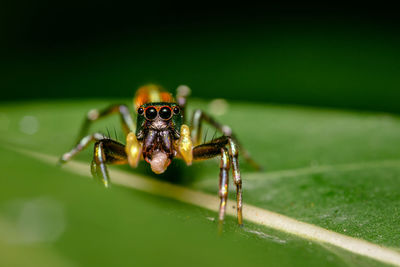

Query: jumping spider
[60,84,259,226]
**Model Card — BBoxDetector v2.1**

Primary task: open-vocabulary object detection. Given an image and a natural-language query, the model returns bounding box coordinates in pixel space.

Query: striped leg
[91,139,128,187]
[193,136,243,226]
[76,104,135,144]
[218,148,230,227]
[229,138,243,225]
[60,133,106,163]
[191,109,261,170]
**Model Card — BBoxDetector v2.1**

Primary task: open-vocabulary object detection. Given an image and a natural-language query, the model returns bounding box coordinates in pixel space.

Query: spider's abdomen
[134,84,175,109]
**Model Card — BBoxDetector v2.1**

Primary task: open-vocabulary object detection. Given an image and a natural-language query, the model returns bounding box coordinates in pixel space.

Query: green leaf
[0,99,399,267]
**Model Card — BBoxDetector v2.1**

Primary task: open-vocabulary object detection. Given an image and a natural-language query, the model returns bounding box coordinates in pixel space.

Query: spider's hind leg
[77,104,135,144]
[176,85,191,123]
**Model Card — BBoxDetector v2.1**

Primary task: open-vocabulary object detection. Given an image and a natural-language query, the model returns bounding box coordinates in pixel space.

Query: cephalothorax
[60,84,259,226]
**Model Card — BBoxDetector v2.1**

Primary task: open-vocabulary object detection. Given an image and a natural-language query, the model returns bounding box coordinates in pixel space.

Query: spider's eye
[137,107,144,115]
[145,107,157,120]
[159,106,172,120]
[173,106,180,114]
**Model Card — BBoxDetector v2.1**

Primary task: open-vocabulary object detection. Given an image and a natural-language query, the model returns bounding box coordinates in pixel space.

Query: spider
[60,84,260,226]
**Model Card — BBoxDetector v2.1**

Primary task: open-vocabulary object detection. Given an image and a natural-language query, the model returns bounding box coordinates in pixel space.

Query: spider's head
[136,102,182,134]
[135,102,183,174]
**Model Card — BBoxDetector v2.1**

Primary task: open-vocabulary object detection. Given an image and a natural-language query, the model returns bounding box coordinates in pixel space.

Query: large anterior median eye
[159,106,172,120]
[145,107,157,120]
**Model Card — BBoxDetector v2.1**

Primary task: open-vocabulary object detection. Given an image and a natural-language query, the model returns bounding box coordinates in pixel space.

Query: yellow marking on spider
[125,132,141,167]
[177,124,193,165]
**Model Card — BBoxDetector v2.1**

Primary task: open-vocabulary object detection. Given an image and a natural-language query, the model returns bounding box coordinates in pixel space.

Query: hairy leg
[191,109,261,170]
[76,104,135,144]
[60,133,106,163]
[91,138,128,187]
[193,136,243,226]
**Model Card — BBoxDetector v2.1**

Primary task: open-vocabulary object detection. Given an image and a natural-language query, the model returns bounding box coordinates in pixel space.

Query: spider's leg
[228,137,243,225]
[191,109,261,170]
[218,147,230,227]
[60,133,106,163]
[76,104,135,144]
[91,138,128,187]
[193,136,243,226]
[176,85,191,123]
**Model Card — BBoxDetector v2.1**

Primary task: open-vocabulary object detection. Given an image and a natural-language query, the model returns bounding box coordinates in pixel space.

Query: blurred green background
[2,3,400,267]
[2,2,400,113]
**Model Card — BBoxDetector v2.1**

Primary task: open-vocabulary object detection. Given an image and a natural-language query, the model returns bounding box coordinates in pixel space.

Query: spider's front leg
[191,109,251,225]
[60,104,134,163]
[61,131,141,187]
[191,109,261,171]
[60,102,139,169]
[192,136,243,226]
[91,138,128,187]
